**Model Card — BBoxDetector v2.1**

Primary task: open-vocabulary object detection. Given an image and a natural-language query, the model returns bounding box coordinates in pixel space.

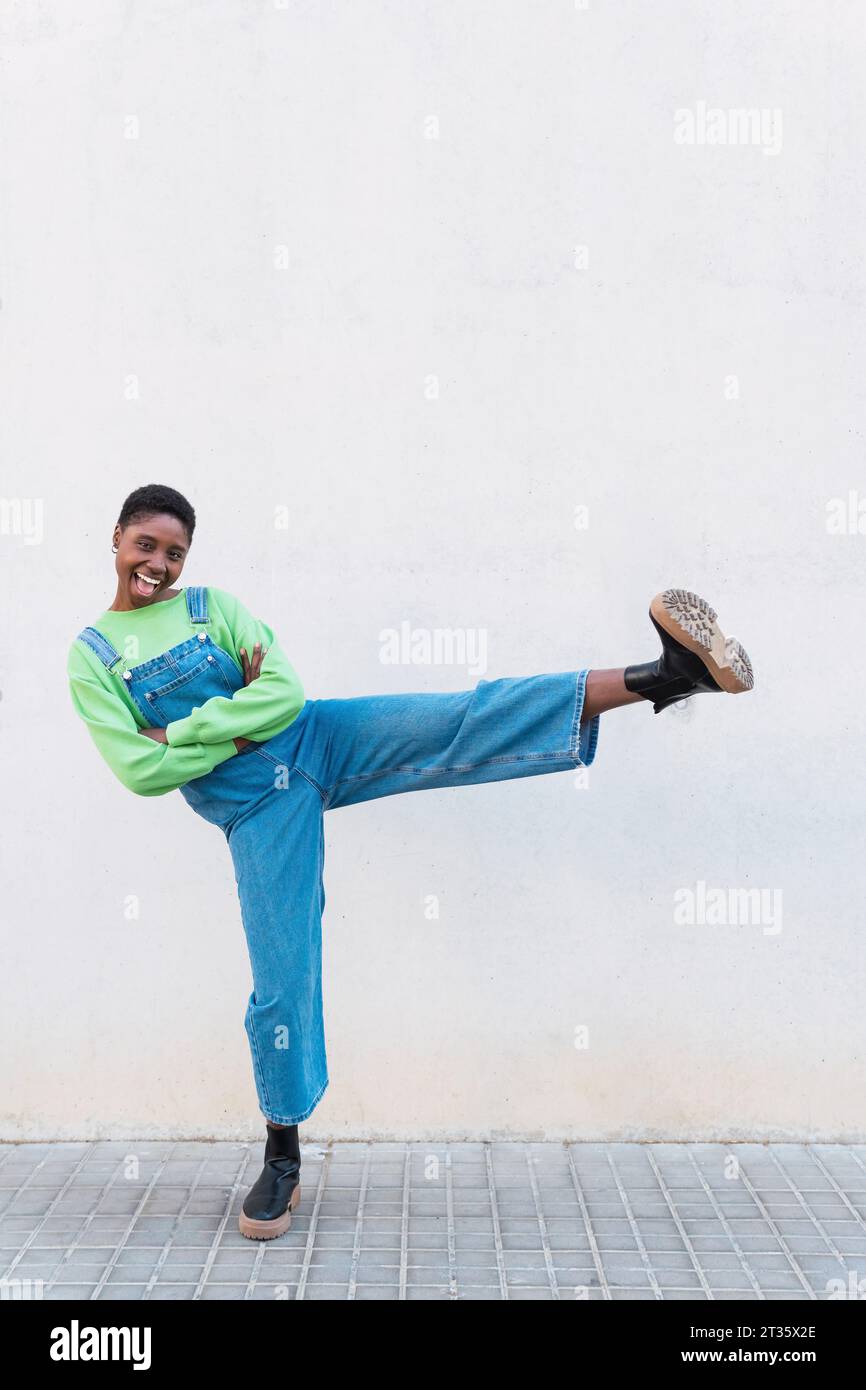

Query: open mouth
[132,571,162,597]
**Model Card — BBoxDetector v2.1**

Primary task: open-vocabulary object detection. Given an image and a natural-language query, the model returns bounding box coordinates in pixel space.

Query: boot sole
[238,1182,301,1240]
[650,589,754,695]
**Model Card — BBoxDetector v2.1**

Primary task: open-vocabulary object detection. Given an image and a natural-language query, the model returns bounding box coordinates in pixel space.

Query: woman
[67,483,755,1240]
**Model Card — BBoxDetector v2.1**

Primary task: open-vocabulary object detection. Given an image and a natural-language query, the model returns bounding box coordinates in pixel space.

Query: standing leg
[225,767,329,1126]
[238,1118,302,1241]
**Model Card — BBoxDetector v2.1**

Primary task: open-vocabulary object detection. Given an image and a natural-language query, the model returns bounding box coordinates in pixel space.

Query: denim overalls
[77,586,601,1125]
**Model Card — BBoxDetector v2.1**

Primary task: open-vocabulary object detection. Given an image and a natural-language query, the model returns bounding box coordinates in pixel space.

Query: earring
[112,544,118,552]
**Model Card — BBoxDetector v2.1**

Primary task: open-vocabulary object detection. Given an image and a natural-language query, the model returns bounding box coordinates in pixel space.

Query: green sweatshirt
[67,586,305,798]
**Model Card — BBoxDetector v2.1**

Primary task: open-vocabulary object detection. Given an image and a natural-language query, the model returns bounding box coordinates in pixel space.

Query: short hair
[116,484,196,544]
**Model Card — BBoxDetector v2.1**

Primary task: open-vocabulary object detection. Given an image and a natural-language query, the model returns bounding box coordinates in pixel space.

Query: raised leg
[581,668,644,722]
[295,670,601,812]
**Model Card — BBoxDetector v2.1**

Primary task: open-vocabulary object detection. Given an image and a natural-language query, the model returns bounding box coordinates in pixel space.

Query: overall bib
[77,586,601,1125]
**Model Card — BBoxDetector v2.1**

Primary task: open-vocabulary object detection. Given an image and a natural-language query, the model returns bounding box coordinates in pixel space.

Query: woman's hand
[136,644,267,752]
[240,642,268,686]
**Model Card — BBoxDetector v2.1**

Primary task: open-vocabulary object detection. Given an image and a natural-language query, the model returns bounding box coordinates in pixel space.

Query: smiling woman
[67,482,753,1244]
[67,486,305,794]
[107,494,193,610]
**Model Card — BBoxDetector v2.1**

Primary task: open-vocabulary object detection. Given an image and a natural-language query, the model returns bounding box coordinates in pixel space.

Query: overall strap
[184,585,209,624]
[76,627,123,671]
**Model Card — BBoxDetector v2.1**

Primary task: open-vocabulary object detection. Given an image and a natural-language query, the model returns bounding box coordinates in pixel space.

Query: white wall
[2,0,864,1140]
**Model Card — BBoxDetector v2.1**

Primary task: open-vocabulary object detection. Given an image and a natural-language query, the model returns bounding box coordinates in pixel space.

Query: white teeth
[134,572,160,587]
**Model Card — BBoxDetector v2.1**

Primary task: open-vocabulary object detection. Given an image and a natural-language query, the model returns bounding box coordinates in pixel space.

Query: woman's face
[112,512,191,608]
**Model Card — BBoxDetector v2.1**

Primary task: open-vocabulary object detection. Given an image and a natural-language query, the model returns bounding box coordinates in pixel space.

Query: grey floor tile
[3,1140,864,1301]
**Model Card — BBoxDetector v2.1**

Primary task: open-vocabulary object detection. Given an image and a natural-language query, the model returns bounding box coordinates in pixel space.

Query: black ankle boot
[238,1122,302,1240]
[624,588,754,714]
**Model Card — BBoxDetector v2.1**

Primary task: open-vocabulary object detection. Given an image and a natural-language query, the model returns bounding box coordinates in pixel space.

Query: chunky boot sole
[238,1181,301,1240]
[649,588,754,695]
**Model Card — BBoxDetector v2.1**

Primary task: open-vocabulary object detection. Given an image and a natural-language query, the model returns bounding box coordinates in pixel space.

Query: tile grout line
[346,1144,372,1301]
[684,1145,764,1300]
[734,1154,816,1300]
[483,1144,509,1301]
[524,1145,560,1300]
[245,1146,272,1299]
[143,1154,213,1301]
[91,1146,178,1300]
[296,1145,331,1301]
[444,1146,459,1300]
[4,1143,97,1286]
[192,1148,251,1302]
[0,1149,59,1269]
[645,1148,714,1300]
[38,1157,128,1294]
[606,1151,664,1301]
[399,1145,410,1302]
[564,1143,611,1299]
[767,1147,846,1269]
[807,1145,866,1240]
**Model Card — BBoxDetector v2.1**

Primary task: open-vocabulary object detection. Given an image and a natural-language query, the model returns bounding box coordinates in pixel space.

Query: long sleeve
[163,589,305,748]
[68,660,239,798]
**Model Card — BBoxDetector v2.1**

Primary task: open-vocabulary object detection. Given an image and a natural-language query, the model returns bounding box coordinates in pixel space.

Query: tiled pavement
[2,1142,865,1301]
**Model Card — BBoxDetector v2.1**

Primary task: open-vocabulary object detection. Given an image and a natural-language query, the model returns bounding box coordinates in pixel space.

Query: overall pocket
[143,655,237,725]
